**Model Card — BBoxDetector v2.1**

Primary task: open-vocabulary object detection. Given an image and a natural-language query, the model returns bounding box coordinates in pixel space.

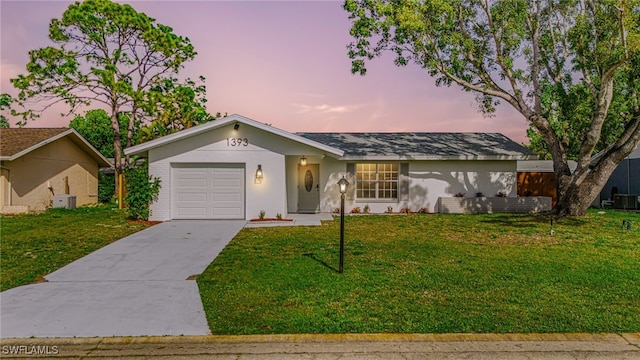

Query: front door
[298,164,320,213]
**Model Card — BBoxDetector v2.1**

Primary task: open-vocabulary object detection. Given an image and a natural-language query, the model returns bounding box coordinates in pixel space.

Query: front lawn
[0,205,152,291]
[198,210,640,334]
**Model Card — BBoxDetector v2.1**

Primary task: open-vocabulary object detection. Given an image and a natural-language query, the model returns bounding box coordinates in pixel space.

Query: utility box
[53,194,76,209]
[613,194,639,210]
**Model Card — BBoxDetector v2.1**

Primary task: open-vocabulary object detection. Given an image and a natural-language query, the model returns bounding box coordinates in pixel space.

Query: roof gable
[0,128,111,167]
[298,132,537,160]
[124,114,345,157]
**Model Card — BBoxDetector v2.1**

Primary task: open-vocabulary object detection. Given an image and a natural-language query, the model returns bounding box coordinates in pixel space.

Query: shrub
[475,192,484,197]
[124,160,161,220]
[363,204,371,214]
[386,206,393,213]
[417,207,430,214]
[276,213,282,220]
[259,210,266,220]
[350,207,362,214]
[98,172,115,203]
[333,208,341,214]
[400,207,411,214]
[496,191,507,197]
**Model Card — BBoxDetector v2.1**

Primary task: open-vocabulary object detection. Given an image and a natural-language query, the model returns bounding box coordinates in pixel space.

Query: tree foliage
[69,109,138,158]
[0,94,12,128]
[345,0,640,216]
[10,0,201,189]
[124,159,160,220]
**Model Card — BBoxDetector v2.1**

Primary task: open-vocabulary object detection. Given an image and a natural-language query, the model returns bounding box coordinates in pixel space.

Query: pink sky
[0,1,529,143]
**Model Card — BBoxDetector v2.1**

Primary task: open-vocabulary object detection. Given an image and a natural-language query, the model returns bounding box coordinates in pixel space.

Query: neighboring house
[595,144,640,208]
[125,114,538,221]
[0,128,111,214]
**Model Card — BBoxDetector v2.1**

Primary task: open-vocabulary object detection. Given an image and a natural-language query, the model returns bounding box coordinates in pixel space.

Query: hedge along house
[124,114,539,221]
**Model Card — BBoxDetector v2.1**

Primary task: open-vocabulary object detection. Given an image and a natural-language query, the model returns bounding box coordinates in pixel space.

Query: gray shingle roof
[297,132,537,160]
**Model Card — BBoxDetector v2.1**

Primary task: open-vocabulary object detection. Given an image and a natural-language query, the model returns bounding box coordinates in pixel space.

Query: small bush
[417,207,430,214]
[350,207,362,214]
[276,213,283,220]
[386,206,393,213]
[98,172,115,203]
[475,192,484,197]
[400,207,411,214]
[259,210,266,220]
[124,160,161,220]
[363,204,371,214]
[333,208,341,214]
[496,191,507,197]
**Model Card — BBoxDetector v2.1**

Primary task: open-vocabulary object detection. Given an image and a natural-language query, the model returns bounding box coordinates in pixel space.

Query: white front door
[172,163,245,219]
[298,164,320,213]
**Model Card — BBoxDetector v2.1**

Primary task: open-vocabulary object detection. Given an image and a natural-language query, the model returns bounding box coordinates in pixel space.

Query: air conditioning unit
[613,194,639,210]
[53,194,76,209]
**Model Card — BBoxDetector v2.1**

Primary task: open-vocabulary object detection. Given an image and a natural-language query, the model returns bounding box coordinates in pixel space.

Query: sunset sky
[1,0,529,143]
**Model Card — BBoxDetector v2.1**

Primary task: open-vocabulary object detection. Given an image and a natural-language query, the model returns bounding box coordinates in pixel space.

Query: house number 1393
[227,138,249,147]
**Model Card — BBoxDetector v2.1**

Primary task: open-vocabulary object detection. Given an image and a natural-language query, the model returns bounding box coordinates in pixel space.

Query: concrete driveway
[0,220,245,338]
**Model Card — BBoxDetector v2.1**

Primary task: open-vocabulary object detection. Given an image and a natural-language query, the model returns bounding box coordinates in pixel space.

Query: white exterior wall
[315,160,517,214]
[148,124,329,221]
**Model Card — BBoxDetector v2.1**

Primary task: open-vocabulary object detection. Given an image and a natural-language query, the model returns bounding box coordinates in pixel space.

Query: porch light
[255,164,263,183]
[234,123,240,131]
[299,156,308,166]
[337,176,349,273]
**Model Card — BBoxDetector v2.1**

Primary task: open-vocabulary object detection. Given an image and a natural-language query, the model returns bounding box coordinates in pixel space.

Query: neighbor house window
[356,163,398,199]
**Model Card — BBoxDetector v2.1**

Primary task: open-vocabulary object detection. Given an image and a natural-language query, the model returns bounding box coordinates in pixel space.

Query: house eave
[340,154,540,161]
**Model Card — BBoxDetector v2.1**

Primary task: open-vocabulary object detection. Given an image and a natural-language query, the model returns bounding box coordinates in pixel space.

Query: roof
[0,128,111,167]
[297,132,538,160]
[124,114,344,158]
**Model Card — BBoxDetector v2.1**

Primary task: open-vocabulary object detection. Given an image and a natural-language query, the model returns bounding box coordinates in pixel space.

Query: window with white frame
[356,163,398,199]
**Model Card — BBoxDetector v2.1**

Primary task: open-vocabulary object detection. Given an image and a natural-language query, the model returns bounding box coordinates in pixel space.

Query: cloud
[291,102,363,114]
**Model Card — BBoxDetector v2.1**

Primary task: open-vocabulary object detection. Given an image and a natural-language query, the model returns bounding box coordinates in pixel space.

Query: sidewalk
[1,333,639,359]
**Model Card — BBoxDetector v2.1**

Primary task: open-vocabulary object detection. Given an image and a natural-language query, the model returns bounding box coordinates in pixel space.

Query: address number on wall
[227,138,249,147]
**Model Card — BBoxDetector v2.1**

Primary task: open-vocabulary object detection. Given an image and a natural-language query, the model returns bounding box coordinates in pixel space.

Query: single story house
[0,128,111,214]
[125,114,539,221]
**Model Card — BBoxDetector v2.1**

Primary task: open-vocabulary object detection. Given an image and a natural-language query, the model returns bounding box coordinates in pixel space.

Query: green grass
[0,205,151,291]
[198,210,640,334]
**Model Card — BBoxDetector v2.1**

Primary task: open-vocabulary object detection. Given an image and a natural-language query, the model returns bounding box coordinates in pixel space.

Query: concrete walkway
[0,333,638,359]
[0,221,245,338]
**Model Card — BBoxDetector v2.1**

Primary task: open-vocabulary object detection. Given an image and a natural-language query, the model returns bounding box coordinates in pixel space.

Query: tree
[0,94,12,128]
[69,109,134,158]
[10,0,198,191]
[344,0,640,216]
[139,76,218,141]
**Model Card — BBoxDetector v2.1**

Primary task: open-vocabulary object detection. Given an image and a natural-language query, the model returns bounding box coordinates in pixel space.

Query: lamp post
[337,176,349,273]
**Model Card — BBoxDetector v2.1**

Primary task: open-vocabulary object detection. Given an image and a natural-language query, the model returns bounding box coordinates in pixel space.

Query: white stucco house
[125,114,539,221]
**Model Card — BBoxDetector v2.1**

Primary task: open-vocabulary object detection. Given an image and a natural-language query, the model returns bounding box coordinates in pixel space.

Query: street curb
[2,332,639,345]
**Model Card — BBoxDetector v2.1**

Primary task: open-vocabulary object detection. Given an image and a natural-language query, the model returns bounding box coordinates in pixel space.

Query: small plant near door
[363,204,371,214]
[276,213,283,220]
[259,210,266,220]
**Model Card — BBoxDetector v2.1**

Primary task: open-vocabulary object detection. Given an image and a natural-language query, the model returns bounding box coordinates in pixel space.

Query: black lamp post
[337,176,349,273]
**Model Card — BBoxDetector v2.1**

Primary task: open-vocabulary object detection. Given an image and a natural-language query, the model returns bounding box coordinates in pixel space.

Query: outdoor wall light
[337,176,349,273]
[255,164,263,183]
[234,123,240,131]
[299,156,308,166]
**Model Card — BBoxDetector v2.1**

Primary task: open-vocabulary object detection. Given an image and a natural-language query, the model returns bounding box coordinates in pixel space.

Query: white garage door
[172,163,245,219]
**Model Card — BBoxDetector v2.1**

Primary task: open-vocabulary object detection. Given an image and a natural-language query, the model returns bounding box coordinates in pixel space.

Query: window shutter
[399,163,409,201]
[346,163,356,201]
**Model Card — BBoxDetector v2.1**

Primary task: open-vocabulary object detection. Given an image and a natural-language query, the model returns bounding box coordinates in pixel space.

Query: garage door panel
[172,164,245,219]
